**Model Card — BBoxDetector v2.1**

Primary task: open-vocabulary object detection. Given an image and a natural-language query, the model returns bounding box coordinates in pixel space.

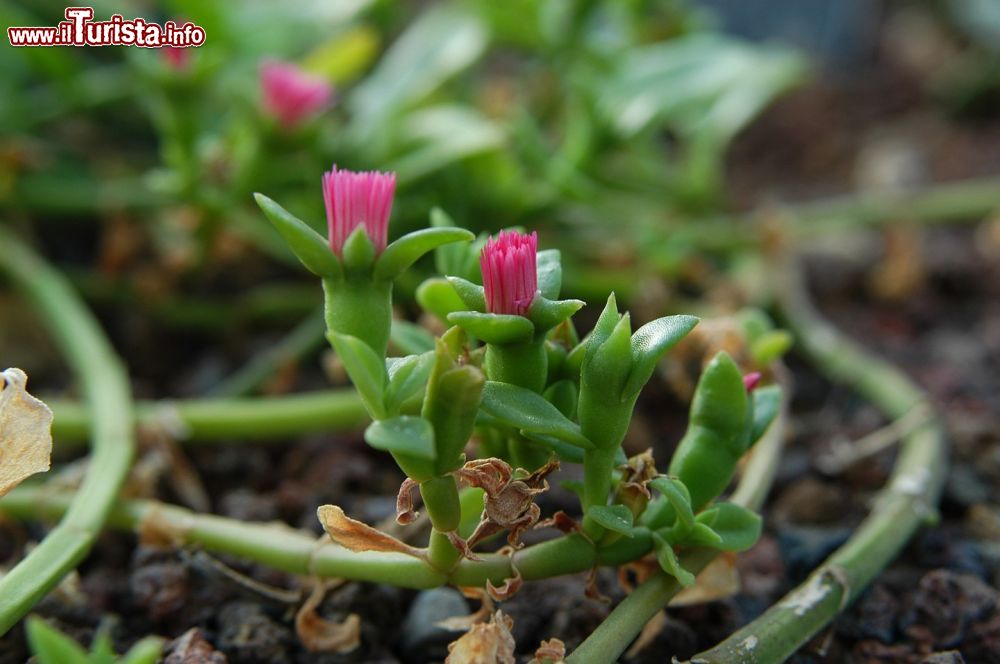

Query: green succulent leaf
[694,502,762,552]
[365,416,436,460]
[528,296,585,333]
[390,320,436,355]
[622,315,700,400]
[119,639,163,664]
[253,193,341,279]
[375,227,475,281]
[587,504,635,537]
[328,332,387,419]
[543,379,578,419]
[385,352,435,414]
[536,249,562,299]
[685,522,725,547]
[430,208,479,277]
[26,617,89,664]
[649,476,695,530]
[749,384,782,446]
[423,346,485,475]
[751,330,794,365]
[583,293,622,367]
[480,381,595,449]
[652,533,696,586]
[447,311,534,344]
[446,276,487,311]
[416,278,468,322]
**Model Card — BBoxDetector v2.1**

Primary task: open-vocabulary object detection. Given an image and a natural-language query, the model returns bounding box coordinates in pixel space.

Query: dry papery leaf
[295,582,361,654]
[0,368,53,498]
[669,553,740,606]
[317,505,424,558]
[529,638,566,664]
[445,611,515,664]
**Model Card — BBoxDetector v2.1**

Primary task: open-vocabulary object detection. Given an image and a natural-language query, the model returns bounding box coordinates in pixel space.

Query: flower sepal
[341,225,377,274]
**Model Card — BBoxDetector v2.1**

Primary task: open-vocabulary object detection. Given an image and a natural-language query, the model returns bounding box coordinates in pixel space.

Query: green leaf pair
[27,617,162,664]
[576,293,698,450]
[254,193,474,281]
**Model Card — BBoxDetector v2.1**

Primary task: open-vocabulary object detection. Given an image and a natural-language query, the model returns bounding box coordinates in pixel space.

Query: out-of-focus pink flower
[162,46,189,71]
[480,230,538,316]
[260,61,333,129]
[743,372,762,392]
[322,165,396,256]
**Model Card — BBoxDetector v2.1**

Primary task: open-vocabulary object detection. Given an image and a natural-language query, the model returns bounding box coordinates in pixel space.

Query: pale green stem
[688,256,946,664]
[0,227,136,635]
[46,389,369,447]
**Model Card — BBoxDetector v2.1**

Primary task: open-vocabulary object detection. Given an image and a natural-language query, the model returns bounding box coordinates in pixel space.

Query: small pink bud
[162,46,189,71]
[322,165,396,256]
[480,230,538,317]
[743,372,762,392]
[260,61,333,129]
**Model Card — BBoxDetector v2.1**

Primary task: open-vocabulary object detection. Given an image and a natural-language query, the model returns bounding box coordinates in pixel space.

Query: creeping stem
[0,227,136,635]
[688,256,946,664]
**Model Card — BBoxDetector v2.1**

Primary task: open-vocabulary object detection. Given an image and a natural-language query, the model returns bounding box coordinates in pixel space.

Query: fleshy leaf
[390,320,436,354]
[528,297,585,333]
[586,504,635,537]
[480,381,594,449]
[751,330,794,365]
[25,617,89,664]
[649,476,695,530]
[317,504,424,557]
[327,332,387,418]
[622,315,700,400]
[341,226,377,273]
[416,278,469,322]
[446,276,487,311]
[749,384,781,446]
[254,193,341,278]
[536,249,562,299]
[653,533,696,586]
[375,227,474,281]
[0,368,53,498]
[384,352,435,414]
[365,416,436,460]
[694,503,762,552]
[447,311,534,345]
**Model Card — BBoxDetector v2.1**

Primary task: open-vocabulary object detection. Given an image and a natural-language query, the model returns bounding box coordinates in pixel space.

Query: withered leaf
[669,553,740,606]
[445,611,515,664]
[317,505,424,558]
[295,583,361,654]
[0,368,53,498]
[529,638,567,664]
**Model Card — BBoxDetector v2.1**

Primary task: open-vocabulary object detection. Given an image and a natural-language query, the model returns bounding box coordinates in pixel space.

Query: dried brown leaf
[317,505,424,558]
[0,368,53,498]
[295,583,361,654]
[436,587,493,631]
[529,638,567,664]
[669,553,740,606]
[445,611,515,664]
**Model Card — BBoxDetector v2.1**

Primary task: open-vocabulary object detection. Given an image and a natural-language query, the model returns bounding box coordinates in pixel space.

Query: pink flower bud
[743,372,762,392]
[260,61,333,129]
[162,46,189,71]
[480,230,538,316]
[322,165,396,256]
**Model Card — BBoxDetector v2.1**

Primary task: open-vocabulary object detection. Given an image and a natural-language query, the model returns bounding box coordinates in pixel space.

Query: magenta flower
[322,166,396,256]
[480,230,539,316]
[260,61,333,129]
[743,372,762,393]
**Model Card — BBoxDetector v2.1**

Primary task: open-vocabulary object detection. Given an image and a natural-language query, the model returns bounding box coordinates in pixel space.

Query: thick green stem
[0,227,136,635]
[420,476,461,533]
[427,530,462,572]
[581,447,618,515]
[568,393,788,663]
[689,257,946,664]
[484,339,547,393]
[323,277,393,358]
[47,389,369,447]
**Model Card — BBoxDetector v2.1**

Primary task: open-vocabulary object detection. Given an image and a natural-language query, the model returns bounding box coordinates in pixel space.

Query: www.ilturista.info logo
[8,7,206,48]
